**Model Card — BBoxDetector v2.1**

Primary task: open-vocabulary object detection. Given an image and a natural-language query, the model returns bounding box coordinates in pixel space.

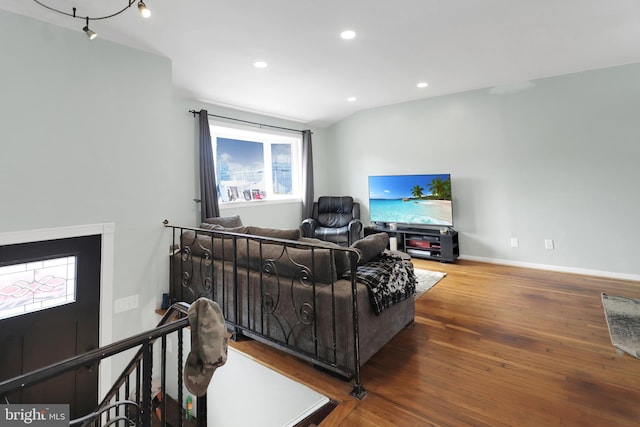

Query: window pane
[0,256,76,320]
[210,123,302,203]
[271,144,292,195]
[216,137,265,201]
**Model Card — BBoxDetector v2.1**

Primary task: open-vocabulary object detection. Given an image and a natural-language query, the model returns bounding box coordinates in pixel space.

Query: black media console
[364,226,459,263]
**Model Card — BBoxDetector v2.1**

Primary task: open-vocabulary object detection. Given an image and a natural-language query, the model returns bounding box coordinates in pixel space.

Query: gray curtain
[198,109,220,221]
[301,130,314,219]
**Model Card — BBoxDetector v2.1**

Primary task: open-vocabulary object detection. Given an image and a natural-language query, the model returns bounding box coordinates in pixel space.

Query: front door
[0,235,101,419]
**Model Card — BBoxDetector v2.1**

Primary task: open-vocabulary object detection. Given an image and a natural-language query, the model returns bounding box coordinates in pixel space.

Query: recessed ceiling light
[347,97,357,102]
[253,61,268,69]
[341,30,356,40]
[417,82,429,88]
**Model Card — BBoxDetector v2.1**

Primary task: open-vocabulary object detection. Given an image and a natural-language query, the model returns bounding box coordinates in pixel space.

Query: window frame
[209,121,303,205]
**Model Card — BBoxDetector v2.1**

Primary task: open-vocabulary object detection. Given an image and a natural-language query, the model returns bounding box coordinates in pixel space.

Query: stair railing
[0,302,204,427]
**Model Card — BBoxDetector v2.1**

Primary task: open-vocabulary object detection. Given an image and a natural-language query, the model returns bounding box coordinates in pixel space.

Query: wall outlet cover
[114,294,139,313]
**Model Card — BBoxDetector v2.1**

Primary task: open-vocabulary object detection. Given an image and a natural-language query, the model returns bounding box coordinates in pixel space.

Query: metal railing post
[141,342,153,427]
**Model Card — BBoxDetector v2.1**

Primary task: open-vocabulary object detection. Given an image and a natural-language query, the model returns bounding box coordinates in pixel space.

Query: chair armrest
[300,218,319,237]
[347,219,363,245]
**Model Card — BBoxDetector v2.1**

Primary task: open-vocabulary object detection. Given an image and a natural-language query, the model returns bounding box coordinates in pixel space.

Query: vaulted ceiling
[3,0,640,126]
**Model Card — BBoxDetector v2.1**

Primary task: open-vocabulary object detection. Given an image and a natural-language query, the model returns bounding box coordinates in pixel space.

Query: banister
[0,305,189,396]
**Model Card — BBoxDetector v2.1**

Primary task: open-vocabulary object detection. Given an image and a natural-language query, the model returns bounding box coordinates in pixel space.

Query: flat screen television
[368,173,453,228]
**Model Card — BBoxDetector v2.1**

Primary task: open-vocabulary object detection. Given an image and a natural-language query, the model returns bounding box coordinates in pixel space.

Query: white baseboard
[459,255,640,282]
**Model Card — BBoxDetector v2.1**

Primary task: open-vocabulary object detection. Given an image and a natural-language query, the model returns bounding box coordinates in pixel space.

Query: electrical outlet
[114,294,139,313]
[510,238,519,248]
[544,239,554,250]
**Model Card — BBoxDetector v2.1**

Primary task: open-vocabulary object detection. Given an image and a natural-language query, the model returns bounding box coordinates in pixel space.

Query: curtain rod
[189,110,308,134]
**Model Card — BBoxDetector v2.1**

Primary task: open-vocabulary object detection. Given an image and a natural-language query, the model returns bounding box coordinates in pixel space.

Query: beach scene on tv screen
[369,174,453,226]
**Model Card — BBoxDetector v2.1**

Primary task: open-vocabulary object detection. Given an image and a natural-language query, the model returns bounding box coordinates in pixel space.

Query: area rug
[601,293,640,358]
[414,268,447,300]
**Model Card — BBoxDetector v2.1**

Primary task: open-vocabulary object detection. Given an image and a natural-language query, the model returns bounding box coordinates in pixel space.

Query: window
[0,256,76,320]
[210,123,302,203]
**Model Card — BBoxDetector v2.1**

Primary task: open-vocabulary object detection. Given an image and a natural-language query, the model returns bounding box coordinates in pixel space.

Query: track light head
[138,1,151,18]
[83,26,97,40]
[83,17,97,40]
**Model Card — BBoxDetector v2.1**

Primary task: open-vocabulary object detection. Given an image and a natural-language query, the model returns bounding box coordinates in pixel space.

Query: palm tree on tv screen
[411,185,424,198]
[428,176,452,200]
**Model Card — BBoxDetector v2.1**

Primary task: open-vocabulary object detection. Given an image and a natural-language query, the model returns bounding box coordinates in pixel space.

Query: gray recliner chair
[301,196,363,246]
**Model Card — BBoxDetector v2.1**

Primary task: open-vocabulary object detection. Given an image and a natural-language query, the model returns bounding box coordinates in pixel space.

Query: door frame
[0,223,115,401]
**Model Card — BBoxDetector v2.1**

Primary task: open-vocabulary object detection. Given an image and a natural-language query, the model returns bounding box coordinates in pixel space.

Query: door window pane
[0,256,76,320]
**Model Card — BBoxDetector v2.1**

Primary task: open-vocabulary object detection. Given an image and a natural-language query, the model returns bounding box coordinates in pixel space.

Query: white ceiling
[3,0,640,127]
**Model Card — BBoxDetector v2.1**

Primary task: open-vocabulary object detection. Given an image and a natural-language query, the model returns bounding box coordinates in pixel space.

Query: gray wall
[0,8,331,395]
[326,64,640,278]
[0,10,176,341]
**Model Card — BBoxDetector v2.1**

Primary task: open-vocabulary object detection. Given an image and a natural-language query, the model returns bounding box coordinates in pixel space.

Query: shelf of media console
[364,226,459,263]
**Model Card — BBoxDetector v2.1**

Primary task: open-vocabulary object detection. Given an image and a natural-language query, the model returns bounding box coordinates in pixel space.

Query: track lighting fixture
[138,1,151,18]
[83,17,97,40]
[32,0,152,40]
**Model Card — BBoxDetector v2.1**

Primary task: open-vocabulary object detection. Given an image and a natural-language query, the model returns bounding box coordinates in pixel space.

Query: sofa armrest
[347,219,363,245]
[300,218,319,238]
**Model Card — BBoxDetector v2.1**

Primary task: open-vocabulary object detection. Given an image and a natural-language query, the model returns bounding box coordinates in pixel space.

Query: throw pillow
[351,233,389,264]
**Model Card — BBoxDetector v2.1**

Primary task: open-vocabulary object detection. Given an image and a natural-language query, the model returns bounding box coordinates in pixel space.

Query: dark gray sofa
[168,216,415,397]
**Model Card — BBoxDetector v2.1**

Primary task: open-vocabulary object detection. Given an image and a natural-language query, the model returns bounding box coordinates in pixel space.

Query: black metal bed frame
[0,303,205,426]
[166,224,367,399]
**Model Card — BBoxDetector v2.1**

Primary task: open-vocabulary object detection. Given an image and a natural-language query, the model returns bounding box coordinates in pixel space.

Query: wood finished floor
[229,259,640,427]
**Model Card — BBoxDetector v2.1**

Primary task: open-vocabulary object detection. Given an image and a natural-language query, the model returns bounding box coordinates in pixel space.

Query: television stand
[364,226,459,263]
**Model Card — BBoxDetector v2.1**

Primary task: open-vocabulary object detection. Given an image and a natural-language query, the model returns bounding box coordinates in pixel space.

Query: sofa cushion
[313,226,350,244]
[202,215,243,228]
[351,233,389,264]
[200,223,299,241]
[200,223,249,234]
[180,229,249,258]
[180,226,353,283]
[200,222,222,230]
[316,196,354,228]
[246,226,300,240]
[298,237,356,275]
[243,240,338,283]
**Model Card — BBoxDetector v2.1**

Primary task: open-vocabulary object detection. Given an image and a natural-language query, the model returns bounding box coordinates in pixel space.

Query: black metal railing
[166,223,367,399]
[0,302,206,426]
